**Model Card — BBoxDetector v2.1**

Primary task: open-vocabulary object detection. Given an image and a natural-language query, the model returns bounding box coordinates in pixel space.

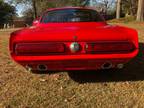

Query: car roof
[46,7,96,11]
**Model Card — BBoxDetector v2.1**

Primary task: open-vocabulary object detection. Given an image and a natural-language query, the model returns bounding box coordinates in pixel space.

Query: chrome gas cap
[70,42,80,53]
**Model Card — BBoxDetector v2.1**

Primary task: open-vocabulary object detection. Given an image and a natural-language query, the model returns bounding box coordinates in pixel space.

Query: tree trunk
[116,0,121,19]
[32,0,37,18]
[136,0,144,21]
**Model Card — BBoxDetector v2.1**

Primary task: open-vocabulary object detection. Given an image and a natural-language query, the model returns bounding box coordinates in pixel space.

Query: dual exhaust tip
[37,64,48,71]
[26,63,124,72]
[101,62,124,70]
[37,63,123,71]
[26,64,48,72]
[101,62,113,70]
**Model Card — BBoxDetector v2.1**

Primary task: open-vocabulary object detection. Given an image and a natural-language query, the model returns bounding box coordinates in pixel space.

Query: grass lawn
[0,23,144,108]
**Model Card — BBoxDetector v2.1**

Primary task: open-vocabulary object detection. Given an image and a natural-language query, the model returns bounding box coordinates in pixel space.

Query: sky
[4,0,28,17]
[16,5,25,17]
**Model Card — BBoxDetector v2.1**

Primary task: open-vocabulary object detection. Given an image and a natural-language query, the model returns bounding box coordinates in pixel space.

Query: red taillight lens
[15,43,65,55]
[86,42,135,54]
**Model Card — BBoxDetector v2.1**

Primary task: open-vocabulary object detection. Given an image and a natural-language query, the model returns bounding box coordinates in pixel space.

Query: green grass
[0,23,144,108]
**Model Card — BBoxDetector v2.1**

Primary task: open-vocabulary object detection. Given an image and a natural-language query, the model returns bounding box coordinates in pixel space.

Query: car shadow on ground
[33,43,144,83]
[67,43,144,83]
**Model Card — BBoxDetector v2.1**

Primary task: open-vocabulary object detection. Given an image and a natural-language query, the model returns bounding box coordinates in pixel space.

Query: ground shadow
[33,43,144,83]
[67,43,144,83]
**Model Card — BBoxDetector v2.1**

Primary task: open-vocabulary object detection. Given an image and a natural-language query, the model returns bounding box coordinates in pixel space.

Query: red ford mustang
[10,7,139,72]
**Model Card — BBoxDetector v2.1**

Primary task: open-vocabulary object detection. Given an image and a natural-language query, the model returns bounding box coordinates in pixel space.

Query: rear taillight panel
[15,43,65,55]
[14,41,136,56]
[86,42,136,54]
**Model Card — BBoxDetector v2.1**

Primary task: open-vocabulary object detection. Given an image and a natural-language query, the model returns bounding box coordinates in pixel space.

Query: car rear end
[9,7,139,71]
[10,37,138,71]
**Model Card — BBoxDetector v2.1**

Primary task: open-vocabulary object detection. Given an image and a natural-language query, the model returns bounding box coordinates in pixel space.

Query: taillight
[86,42,135,54]
[15,43,65,55]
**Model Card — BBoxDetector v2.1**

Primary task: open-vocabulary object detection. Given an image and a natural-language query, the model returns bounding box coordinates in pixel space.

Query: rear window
[41,9,104,23]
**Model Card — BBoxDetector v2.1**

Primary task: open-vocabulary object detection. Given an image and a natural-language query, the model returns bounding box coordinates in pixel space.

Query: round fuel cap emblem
[70,42,80,53]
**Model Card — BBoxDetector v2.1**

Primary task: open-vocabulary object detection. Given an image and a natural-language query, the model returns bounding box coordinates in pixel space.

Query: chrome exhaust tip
[37,64,47,71]
[117,64,124,69]
[101,62,113,70]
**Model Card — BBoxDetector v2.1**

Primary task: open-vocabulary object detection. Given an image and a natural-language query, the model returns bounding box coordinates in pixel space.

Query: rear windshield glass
[41,9,104,23]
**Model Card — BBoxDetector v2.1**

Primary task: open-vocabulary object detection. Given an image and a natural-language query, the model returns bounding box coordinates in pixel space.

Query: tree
[121,0,138,16]
[22,8,34,25]
[0,0,15,25]
[11,0,84,18]
[32,0,37,18]
[11,0,37,18]
[98,0,115,14]
[116,0,121,19]
[136,0,144,21]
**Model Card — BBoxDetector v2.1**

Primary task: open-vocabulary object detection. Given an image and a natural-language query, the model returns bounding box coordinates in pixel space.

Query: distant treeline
[1,0,144,28]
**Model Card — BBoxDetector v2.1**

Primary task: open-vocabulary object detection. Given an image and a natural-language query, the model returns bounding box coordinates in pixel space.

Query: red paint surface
[9,7,139,71]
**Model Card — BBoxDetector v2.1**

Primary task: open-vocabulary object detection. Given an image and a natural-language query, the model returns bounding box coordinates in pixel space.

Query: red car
[10,7,139,72]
